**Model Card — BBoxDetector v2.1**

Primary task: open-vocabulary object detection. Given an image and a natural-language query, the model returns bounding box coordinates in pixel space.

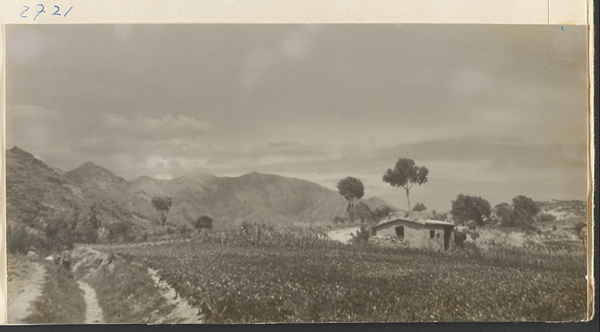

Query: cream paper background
[0,0,593,324]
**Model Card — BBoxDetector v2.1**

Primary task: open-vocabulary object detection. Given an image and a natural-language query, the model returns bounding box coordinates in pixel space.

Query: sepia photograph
[4,24,589,324]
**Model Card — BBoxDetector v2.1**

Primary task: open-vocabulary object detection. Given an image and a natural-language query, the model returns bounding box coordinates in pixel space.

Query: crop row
[113,226,587,323]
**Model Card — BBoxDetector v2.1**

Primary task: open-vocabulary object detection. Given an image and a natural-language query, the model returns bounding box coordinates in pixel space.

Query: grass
[112,225,587,323]
[26,264,86,324]
[84,256,175,323]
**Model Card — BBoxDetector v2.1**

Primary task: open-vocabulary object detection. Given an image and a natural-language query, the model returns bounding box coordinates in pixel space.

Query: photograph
[4,24,589,324]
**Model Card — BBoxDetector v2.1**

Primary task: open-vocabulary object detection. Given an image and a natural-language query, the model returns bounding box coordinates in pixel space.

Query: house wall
[375,220,454,251]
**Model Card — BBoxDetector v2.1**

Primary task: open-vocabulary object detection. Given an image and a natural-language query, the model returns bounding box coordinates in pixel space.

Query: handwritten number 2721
[21,5,72,19]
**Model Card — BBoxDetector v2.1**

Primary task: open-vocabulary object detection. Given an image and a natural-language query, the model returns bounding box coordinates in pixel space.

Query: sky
[5,24,588,211]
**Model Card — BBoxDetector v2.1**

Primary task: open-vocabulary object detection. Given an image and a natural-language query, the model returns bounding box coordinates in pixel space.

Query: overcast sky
[6,24,588,211]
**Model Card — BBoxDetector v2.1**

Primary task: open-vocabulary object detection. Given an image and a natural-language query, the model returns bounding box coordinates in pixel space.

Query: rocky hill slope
[7,147,398,245]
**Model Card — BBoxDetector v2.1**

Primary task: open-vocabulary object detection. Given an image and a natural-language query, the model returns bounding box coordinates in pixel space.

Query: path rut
[148,268,203,323]
[8,261,46,324]
[77,281,104,324]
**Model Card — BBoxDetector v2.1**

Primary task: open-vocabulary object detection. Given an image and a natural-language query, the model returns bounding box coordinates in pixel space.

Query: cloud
[267,141,299,148]
[102,113,212,140]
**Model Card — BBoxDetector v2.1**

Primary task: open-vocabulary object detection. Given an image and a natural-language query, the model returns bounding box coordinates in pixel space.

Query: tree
[497,196,540,229]
[193,215,213,231]
[355,202,374,223]
[151,196,173,226]
[512,195,539,224]
[383,158,428,212]
[451,194,491,226]
[495,203,515,226]
[337,177,365,222]
[413,202,427,212]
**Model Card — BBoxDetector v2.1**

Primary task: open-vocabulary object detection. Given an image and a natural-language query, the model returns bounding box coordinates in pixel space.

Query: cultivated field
[111,224,587,323]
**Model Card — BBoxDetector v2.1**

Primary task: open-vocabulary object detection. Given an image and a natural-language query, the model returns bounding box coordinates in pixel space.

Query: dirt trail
[7,260,46,324]
[327,226,361,244]
[77,281,104,324]
[148,268,203,323]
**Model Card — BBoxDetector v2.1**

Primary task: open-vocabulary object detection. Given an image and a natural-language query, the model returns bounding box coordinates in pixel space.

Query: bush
[497,196,540,230]
[192,215,213,230]
[7,223,39,254]
[451,194,491,226]
[536,212,557,223]
[355,202,374,223]
[413,202,427,212]
[373,206,394,221]
[351,225,371,244]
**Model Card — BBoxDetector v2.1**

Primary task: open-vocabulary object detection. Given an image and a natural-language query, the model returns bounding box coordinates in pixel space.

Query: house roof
[375,212,454,229]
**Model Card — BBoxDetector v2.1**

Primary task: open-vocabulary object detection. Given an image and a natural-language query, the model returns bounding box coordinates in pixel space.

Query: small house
[373,212,455,251]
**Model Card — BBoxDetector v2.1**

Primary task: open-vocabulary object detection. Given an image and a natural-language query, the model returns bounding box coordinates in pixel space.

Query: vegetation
[85,257,175,323]
[383,158,429,212]
[496,195,540,229]
[337,177,365,222]
[151,196,173,226]
[351,225,371,244]
[192,216,213,231]
[372,206,395,221]
[512,195,540,223]
[112,223,586,322]
[536,212,557,223]
[26,264,86,324]
[451,194,491,226]
[412,202,427,212]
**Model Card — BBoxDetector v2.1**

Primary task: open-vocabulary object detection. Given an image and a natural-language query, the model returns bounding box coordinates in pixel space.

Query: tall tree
[151,196,173,226]
[383,158,429,212]
[337,177,365,222]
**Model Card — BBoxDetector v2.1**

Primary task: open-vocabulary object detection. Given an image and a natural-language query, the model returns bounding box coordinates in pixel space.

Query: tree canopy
[383,158,428,212]
[337,177,365,207]
[151,196,173,226]
[496,195,540,228]
[337,177,365,222]
[451,194,491,226]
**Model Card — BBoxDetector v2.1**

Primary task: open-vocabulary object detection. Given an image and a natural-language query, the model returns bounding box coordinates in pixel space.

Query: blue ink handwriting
[20,4,72,20]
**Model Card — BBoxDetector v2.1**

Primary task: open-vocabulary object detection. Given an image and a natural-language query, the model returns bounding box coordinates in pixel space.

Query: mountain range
[6,147,397,234]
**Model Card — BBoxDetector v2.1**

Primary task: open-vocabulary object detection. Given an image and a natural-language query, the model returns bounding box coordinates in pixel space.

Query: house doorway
[395,226,404,239]
[443,226,451,250]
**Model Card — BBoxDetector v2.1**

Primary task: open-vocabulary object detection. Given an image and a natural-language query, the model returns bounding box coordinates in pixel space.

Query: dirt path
[7,260,46,324]
[148,268,203,323]
[77,281,104,324]
[327,226,361,244]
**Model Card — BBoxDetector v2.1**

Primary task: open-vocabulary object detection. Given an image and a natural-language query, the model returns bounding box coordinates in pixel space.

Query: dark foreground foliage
[113,224,587,323]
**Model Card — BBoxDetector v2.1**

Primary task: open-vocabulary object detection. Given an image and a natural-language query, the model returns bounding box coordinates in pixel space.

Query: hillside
[6,147,398,248]
[64,162,155,218]
[6,147,156,252]
[6,147,84,228]
[131,171,398,230]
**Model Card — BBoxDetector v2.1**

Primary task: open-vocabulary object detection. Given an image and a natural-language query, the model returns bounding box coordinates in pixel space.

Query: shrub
[413,202,427,212]
[351,225,371,244]
[192,215,213,230]
[7,223,38,254]
[451,194,491,226]
[536,212,557,223]
[497,196,540,230]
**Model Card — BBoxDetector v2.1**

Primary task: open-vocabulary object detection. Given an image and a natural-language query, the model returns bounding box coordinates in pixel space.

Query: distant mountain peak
[66,161,127,183]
